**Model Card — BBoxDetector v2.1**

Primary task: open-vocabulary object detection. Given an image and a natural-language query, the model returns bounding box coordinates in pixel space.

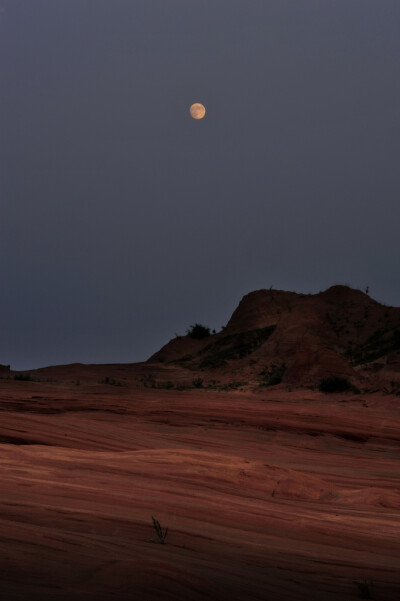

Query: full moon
[190,103,206,120]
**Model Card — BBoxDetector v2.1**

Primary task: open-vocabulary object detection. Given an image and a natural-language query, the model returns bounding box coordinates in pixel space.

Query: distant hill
[148,286,400,392]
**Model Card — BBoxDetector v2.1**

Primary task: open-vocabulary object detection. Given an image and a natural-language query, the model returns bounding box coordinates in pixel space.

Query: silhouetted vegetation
[319,376,352,393]
[140,375,173,389]
[13,373,33,381]
[199,326,276,369]
[151,516,168,544]
[355,579,374,599]
[218,381,247,391]
[100,376,123,386]
[187,323,211,339]
[140,375,247,391]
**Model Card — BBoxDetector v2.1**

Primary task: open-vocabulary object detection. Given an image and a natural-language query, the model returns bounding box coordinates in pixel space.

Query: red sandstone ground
[1,370,400,600]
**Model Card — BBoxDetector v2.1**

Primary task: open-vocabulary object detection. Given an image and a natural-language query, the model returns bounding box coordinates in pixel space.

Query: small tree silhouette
[187,323,211,339]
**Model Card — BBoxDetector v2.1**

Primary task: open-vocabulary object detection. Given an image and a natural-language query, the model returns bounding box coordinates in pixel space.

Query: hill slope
[149,286,400,391]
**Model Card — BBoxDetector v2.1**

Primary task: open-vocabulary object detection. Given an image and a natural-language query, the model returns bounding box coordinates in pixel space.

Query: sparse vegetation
[140,375,173,389]
[13,373,34,381]
[319,376,352,393]
[151,516,168,544]
[187,323,211,339]
[160,380,174,389]
[140,375,156,388]
[259,363,286,387]
[199,326,276,369]
[100,376,123,386]
[172,353,194,367]
[139,375,247,391]
[355,579,374,599]
[218,381,247,391]
[345,328,400,366]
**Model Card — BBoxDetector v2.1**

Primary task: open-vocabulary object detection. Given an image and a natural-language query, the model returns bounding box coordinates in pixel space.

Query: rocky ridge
[149,285,400,391]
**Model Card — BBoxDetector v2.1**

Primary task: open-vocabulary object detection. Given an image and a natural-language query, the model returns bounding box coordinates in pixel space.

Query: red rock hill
[148,286,400,391]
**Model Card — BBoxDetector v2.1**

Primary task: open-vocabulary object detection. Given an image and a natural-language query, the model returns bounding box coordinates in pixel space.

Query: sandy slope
[1,379,400,600]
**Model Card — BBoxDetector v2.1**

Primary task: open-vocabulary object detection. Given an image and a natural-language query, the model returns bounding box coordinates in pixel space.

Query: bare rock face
[148,285,400,391]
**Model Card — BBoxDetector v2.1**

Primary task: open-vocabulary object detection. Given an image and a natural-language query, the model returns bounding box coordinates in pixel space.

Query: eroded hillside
[149,286,400,392]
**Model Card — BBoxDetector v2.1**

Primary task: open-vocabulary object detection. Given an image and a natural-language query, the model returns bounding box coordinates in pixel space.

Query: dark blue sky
[1,0,400,370]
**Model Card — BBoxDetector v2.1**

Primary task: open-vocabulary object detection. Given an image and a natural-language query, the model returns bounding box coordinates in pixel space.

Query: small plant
[319,376,352,393]
[206,379,220,389]
[141,375,157,388]
[219,381,247,391]
[151,515,168,544]
[158,380,174,390]
[192,377,203,388]
[259,363,286,387]
[101,376,122,386]
[355,579,374,599]
[187,323,211,339]
[140,376,173,389]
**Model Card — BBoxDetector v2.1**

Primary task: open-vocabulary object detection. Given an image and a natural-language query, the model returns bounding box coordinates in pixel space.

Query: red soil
[1,375,400,600]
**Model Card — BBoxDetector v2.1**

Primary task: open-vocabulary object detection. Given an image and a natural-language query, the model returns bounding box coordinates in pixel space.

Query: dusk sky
[1,1,400,370]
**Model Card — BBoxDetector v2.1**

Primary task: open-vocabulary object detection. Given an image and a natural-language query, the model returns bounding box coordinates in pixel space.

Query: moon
[190,103,206,120]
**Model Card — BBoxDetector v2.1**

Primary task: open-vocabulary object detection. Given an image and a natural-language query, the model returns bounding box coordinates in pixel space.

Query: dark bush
[101,376,123,386]
[355,579,374,599]
[319,376,352,393]
[259,363,286,387]
[187,323,211,339]
[13,373,33,381]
